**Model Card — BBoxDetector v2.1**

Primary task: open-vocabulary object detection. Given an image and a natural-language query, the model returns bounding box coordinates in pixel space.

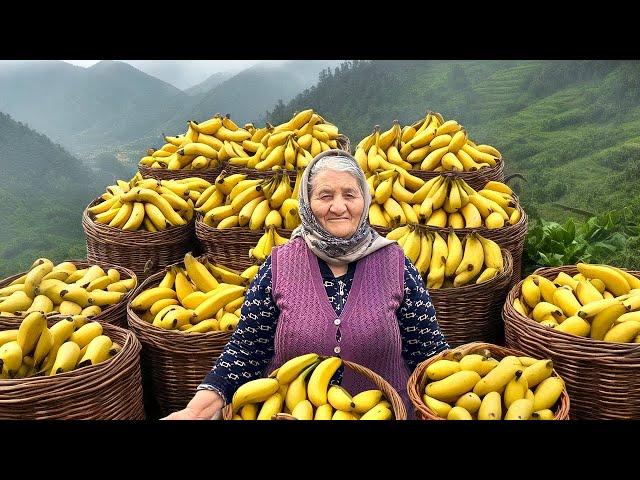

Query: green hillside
[267,60,640,223]
[0,112,136,277]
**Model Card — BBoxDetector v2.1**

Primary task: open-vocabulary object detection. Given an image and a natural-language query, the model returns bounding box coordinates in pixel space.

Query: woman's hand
[161,389,224,420]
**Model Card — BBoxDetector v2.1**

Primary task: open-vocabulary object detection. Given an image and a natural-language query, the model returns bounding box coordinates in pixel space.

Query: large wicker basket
[222,357,407,420]
[82,196,196,282]
[429,250,513,347]
[0,259,137,328]
[503,265,640,420]
[0,317,144,419]
[126,263,235,418]
[217,134,351,180]
[410,158,504,191]
[195,214,293,271]
[138,163,224,183]
[407,342,570,420]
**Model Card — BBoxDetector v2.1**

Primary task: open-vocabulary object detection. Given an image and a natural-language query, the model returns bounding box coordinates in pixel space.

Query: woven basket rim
[222,356,407,420]
[407,341,571,420]
[503,265,640,353]
[0,258,138,322]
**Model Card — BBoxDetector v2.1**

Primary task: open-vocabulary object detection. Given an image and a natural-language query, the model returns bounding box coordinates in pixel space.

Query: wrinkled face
[310,169,365,239]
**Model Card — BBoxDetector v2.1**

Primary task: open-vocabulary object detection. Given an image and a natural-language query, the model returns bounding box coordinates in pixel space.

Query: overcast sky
[0,60,288,90]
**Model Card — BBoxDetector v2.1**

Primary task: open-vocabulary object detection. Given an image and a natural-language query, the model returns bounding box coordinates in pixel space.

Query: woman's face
[310,169,365,238]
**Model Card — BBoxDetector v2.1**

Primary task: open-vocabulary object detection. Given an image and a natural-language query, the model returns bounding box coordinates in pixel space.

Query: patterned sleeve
[198,256,280,405]
[397,257,449,372]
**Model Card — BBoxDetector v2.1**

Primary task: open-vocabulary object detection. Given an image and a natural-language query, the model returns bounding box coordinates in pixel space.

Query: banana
[241,265,260,282]
[275,353,320,385]
[0,329,18,347]
[413,231,433,276]
[257,392,284,420]
[184,253,219,292]
[473,356,522,397]
[455,392,482,414]
[130,286,177,313]
[522,359,554,388]
[604,320,640,343]
[81,305,102,317]
[521,276,541,309]
[307,356,342,407]
[194,285,246,322]
[0,341,22,377]
[476,391,502,420]
[426,232,448,289]
[532,377,564,411]
[70,322,103,349]
[360,404,393,420]
[576,263,631,296]
[32,327,53,367]
[553,286,582,317]
[446,406,472,420]
[16,311,46,355]
[327,385,356,412]
[285,361,318,411]
[231,377,280,413]
[49,341,81,375]
[532,302,563,322]
[504,398,534,420]
[219,312,239,331]
[23,259,54,298]
[476,268,498,284]
[314,403,334,420]
[444,231,463,278]
[503,370,529,409]
[350,390,384,414]
[121,188,185,226]
[25,294,54,314]
[426,359,461,381]
[459,354,499,376]
[422,394,452,418]
[77,335,113,367]
[453,234,484,287]
[425,370,481,402]
[534,275,558,304]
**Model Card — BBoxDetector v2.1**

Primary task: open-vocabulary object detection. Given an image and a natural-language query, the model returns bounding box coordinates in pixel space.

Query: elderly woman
[164,149,448,420]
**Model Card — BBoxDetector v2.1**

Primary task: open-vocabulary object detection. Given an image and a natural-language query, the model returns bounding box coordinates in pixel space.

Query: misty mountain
[0,60,188,157]
[184,70,238,96]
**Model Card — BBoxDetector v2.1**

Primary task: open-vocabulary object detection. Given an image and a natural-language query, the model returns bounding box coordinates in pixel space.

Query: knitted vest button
[334,346,341,354]
[334,319,341,325]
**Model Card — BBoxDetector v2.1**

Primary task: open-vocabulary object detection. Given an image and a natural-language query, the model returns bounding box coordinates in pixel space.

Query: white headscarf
[290,149,394,266]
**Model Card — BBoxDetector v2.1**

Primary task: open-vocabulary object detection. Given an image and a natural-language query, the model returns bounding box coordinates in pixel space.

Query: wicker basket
[410,158,505,191]
[0,317,144,419]
[222,357,407,420]
[503,265,640,420]
[195,214,293,271]
[407,341,570,420]
[0,259,137,328]
[82,196,196,282]
[217,134,351,180]
[138,163,224,183]
[428,250,513,347]
[126,264,235,418]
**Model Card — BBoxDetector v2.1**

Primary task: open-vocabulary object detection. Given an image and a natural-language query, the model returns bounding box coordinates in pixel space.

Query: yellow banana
[307,356,342,407]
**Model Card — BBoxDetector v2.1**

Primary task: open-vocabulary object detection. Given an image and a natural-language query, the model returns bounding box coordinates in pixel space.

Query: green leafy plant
[524,207,640,275]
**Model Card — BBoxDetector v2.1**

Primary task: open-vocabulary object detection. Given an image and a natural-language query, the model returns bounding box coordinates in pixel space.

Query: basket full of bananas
[387,227,513,346]
[82,174,207,281]
[217,109,350,180]
[222,353,407,420]
[356,112,504,191]
[194,169,300,271]
[0,313,144,419]
[0,257,137,328]
[407,342,570,420]
[503,264,640,420]
[126,252,252,417]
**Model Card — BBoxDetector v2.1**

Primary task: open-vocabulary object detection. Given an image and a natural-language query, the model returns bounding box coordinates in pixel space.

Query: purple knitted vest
[267,237,412,415]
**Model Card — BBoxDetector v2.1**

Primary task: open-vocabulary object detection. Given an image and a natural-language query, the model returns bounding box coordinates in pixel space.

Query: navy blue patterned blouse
[199,254,449,405]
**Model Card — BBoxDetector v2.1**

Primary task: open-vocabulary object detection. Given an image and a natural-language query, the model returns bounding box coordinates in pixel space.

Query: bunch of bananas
[514,263,640,343]
[228,109,343,171]
[422,350,564,420]
[196,170,301,231]
[129,253,253,333]
[0,258,135,317]
[249,226,289,264]
[0,313,121,378]
[368,174,521,229]
[139,114,253,170]
[356,112,501,173]
[89,173,214,231]
[386,228,504,289]
[230,353,394,420]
